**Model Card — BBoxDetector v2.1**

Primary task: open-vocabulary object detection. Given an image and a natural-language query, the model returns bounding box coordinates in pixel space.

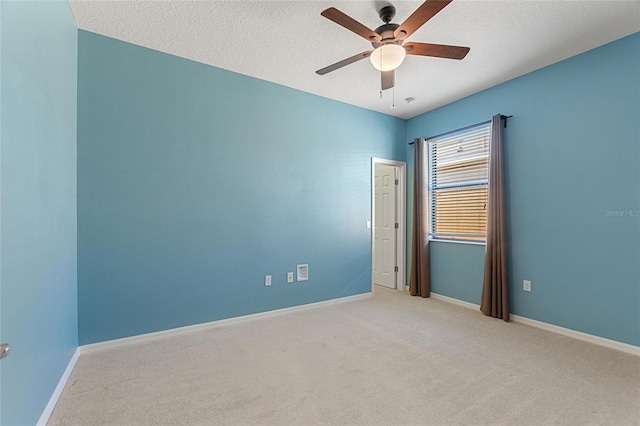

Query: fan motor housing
[373,23,401,46]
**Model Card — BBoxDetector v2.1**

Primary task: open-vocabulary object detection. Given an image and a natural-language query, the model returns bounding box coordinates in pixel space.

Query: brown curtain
[480,114,510,320]
[409,138,431,297]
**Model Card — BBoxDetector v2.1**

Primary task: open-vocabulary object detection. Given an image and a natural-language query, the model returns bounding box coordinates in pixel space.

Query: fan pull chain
[391,87,396,110]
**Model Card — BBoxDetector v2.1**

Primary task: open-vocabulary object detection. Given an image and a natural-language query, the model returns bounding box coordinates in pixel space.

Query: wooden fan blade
[404,42,470,60]
[381,70,395,90]
[316,51,373,75]
[321,7,382,42]
[394,0,452,40]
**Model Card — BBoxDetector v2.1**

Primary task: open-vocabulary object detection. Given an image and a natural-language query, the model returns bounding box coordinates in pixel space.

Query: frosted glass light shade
[370,44,406,71]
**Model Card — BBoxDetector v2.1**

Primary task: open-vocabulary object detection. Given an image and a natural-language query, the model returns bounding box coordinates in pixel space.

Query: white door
[374,164,397,288]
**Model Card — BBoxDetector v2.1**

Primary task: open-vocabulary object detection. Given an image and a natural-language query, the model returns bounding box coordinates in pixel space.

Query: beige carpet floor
[49,287,639,425]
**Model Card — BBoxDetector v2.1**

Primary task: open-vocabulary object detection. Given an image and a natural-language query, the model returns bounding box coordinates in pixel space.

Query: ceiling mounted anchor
[378,5,396,24]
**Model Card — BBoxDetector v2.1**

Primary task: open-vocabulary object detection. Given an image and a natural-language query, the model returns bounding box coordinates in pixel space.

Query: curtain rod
[408,115,513,145]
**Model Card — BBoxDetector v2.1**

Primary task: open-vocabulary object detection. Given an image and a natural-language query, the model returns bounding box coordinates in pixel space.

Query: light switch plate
[287,272,294,283]
[265,275,271,287]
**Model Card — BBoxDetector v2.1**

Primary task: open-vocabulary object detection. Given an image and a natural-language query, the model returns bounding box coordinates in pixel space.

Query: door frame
[371,157,407,292]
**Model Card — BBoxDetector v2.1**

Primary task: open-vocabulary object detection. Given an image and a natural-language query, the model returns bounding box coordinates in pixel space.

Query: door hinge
[394,266,399,272]
[395,223,399,229]
[395,179,399,185]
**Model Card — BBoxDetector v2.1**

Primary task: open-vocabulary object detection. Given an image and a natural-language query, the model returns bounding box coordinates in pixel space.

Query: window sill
[430,239,486,246]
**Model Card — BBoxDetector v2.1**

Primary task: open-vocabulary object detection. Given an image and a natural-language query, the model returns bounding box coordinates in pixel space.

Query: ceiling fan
[316,0,470,91]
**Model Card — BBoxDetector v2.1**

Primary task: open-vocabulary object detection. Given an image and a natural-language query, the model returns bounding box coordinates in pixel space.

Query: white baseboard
[37,347,80,426]
[509,314,640,356]
[430,292,480,311]
[430,292,640,357]
[81,293,373,354]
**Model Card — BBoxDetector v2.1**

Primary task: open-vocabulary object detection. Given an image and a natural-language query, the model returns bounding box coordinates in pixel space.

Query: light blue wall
[0,1,78,425]
[77,31,406,344]
[406,33,640,346]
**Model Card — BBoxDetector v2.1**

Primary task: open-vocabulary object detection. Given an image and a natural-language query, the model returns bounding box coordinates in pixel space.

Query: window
[426,122,491,242]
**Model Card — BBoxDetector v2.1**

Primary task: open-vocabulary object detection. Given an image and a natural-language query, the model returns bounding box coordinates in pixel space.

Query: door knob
[0,343,9,360]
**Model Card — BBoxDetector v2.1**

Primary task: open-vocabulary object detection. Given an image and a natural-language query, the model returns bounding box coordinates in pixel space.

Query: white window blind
[427,122,491,242]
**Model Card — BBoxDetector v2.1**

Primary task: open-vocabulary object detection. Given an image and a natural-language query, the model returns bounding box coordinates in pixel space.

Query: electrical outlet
[287,272,294,283]
[265,275,271,287]
[523,280,531,292]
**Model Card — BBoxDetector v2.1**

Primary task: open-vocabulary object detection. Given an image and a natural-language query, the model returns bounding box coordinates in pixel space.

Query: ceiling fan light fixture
[370,44,406,71]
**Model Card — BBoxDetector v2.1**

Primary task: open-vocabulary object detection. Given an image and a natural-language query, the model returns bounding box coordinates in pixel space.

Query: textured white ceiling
[69,0,640,119]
